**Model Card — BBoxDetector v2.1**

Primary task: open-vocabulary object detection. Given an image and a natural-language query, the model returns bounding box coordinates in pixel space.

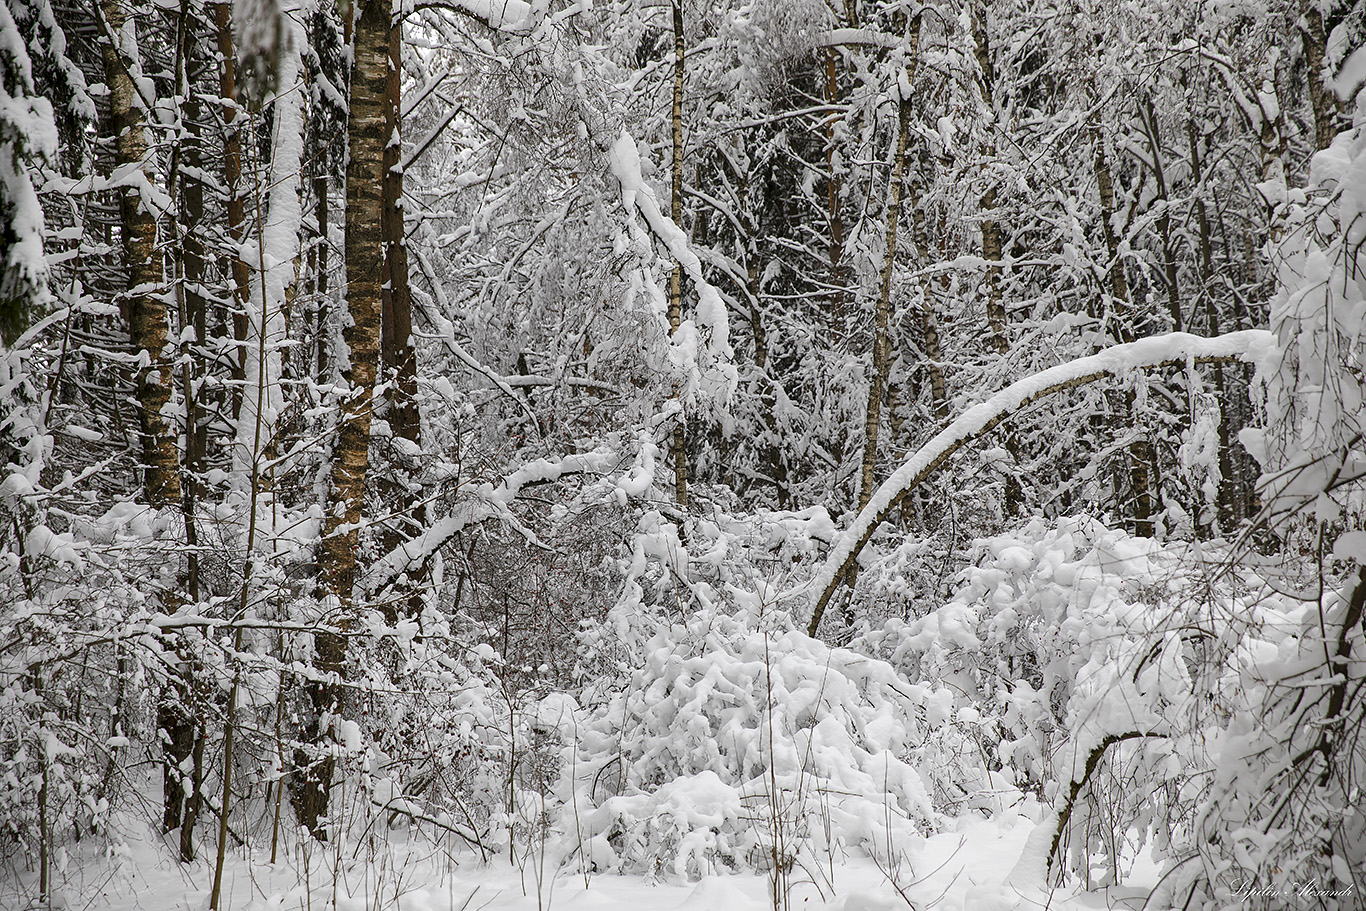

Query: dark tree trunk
[972,5,1008,356]
[1302,5,1343,152]
[213,1,252,420]
[859,12,920,511]
[378,12,425,622]
[668,0,687,509]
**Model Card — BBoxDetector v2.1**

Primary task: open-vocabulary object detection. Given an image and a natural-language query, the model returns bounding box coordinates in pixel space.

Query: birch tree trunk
[297,0,389,837]
[102,0,199,851]
[323,0,385,642]
[101,0,181,508]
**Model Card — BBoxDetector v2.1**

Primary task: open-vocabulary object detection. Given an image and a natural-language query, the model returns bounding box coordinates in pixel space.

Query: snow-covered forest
[2,0,1365,907]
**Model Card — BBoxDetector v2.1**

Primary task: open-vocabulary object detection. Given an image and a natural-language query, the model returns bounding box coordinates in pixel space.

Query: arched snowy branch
[404,0,538,32]
[806,330,1275,636]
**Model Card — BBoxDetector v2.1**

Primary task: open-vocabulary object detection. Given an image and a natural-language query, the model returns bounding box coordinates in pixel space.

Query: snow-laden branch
[1173,39,1266,135]
[805,330,1276,636]
[816,27,900,49]
[497,374,625,396]
[607,129,736,405]
[405,0,536,32]
[405,0,589,34]
[364,450,620,597]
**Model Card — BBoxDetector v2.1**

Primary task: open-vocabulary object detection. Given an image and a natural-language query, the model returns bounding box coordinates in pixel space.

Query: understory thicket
[2,0,1365,909]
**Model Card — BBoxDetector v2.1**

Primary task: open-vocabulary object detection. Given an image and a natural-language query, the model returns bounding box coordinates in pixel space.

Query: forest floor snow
[6,801,1165,911]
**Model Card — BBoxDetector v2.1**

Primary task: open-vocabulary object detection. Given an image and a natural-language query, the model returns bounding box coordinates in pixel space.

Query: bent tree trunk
[806,330,1273,636]
[295,0,389,838]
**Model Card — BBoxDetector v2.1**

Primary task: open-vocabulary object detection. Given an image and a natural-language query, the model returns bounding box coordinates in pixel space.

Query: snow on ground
[4,801,1162,911]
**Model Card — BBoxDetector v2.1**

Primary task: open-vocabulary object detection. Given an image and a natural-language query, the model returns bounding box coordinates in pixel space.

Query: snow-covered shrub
[454,498,624,692]
[1158,574,1365,910]
[340,618,514,853]
[844,458,1364,905]
[575,504,838,679]
[853,515,1271,889]
[856,517,1164,778]
[568,592,944,879]
[0,555,153,858]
